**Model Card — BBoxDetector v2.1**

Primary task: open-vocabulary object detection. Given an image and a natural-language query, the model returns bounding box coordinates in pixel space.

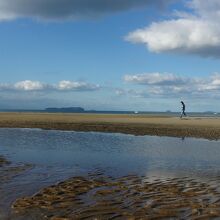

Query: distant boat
[134,111,139,114]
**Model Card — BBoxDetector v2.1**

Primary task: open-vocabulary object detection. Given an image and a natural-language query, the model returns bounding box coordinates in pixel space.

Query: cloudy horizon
[1,0,220,112]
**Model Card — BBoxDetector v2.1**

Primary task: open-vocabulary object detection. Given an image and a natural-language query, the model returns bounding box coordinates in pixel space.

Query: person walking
[180,101,187,118]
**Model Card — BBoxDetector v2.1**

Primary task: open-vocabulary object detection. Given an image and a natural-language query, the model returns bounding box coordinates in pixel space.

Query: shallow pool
[0,128,220,218]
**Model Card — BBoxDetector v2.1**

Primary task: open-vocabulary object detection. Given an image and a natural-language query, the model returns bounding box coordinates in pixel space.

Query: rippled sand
[0,156,31,185]
[12,171,220,219]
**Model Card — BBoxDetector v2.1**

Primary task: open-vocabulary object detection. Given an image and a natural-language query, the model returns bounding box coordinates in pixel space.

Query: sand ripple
[0,156,32,185]
[12,172,220,219]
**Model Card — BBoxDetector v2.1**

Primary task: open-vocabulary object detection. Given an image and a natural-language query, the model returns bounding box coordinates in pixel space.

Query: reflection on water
[0,128,220,176]
[0,128,220,217]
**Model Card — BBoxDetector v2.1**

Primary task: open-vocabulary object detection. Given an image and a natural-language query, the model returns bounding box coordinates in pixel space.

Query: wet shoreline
[1,153,220,219]
[0,128,220,219]
[12,171,220,219]
[0,155,33,219]
[0,112,219,140]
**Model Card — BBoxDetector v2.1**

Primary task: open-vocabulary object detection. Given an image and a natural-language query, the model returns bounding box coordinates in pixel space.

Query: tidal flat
[12,172,220,219]
[0,128,220,219]
[0,112,220,139]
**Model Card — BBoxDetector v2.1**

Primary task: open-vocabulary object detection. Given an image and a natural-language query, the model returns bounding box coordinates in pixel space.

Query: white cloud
[57,80,100,91]
[126,0,220,57]
[14,80,47,91]
[0,0,172,21]
[124,72,188,85]
[197,73,220,91]
[122,72,220,98]
[0,80,100,92]
[188,0,220,19]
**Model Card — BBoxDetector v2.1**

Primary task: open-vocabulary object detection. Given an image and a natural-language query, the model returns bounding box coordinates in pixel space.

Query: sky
[1,0,220,111]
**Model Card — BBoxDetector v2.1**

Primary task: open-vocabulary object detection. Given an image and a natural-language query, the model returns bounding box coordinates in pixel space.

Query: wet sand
[0,114,220,219]
[0,155,33,218]
[0,156,10,167]
[12,171,220,219]
[0,112,220,139]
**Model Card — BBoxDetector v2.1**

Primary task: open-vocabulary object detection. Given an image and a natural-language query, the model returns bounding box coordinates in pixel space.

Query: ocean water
[0,128,220,217]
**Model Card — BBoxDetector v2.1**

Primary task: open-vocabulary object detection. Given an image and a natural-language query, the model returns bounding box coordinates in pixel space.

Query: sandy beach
[0,112,220,139]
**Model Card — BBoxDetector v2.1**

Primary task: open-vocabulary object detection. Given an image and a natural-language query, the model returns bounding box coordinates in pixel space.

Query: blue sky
[1,0,220,111]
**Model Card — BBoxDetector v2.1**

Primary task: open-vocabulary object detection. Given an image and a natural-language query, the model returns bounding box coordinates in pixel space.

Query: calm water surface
[0,128,220,217]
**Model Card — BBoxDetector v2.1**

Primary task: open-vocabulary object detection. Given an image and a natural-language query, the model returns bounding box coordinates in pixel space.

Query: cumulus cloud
[124,72,188,85]
[188,0,220,19]
[14,80,48,91]
[58,80,100,91]
[0,0,172,21]
[126,0,220,57]
[0,80,99,92]
[122,72,220,98]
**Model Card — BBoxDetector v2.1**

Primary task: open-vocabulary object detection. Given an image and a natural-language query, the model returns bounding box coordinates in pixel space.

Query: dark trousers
[180,110,186,118]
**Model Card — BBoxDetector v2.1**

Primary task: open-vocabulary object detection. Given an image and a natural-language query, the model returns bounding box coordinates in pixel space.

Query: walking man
[180,101,187,118]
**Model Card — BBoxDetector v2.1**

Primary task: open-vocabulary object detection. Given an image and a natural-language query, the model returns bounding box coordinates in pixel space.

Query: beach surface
[0,112,219,139]
[0,124,219,218]
[12,171,220,219]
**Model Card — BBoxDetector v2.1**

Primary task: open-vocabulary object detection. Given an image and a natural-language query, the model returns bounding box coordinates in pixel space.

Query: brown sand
[0,156,10,167]
[12,171,220,219]
[0,112,220,139]
[0,155,33,218]
[0,155,32,189]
